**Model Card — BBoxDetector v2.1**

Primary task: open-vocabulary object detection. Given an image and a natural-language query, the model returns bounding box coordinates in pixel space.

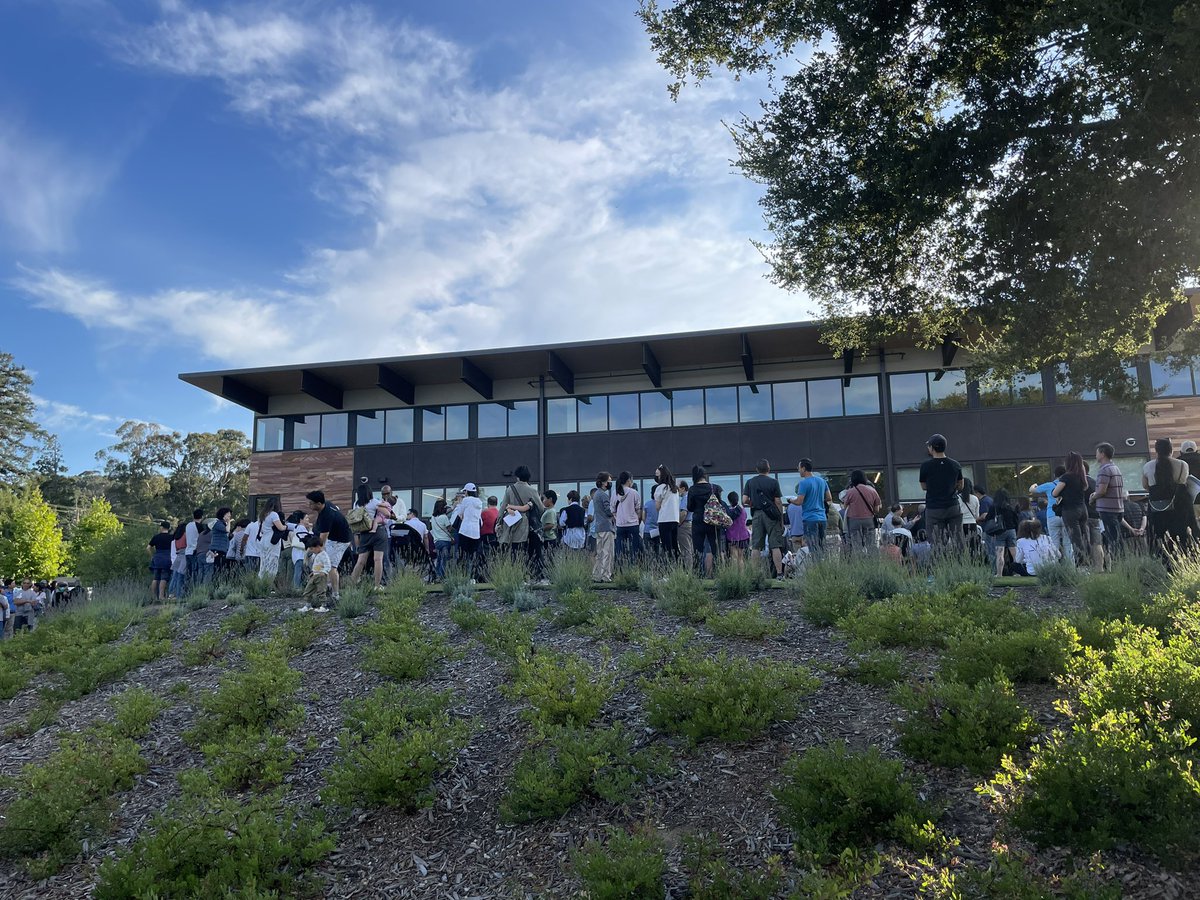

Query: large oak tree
[640,1,1200,400]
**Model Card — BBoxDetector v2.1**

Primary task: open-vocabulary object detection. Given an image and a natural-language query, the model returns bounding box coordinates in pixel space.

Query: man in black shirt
[307,490,352,601]
[744,458,785,577]
[918,433,964,547]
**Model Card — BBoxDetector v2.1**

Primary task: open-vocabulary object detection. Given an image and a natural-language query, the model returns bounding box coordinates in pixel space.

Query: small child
[299,533,332,612]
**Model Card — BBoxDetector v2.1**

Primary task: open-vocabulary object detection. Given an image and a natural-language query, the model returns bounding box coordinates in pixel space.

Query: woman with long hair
[350,483,392,589]
[843,469,882,551]
[1052,451,1092,565]
[653,465,680,558]
[257,497,289,581]
[1142,437,1197,555]
[686,465,720,576]
[613,471,643,562]
[982,487,1021,575]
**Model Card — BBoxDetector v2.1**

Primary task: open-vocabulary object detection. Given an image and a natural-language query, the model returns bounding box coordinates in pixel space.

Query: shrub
[489,554,529,603]
[1035,558,1080,596]
[505,650,614,733]
[940,619,1080,684]
[841,584,1030,650]
[548,550,594,599]
[279,613,326,654]
[500,725,671,823]
[477,610,537,664]
[681,834,784,900]
[440,562,474,598]
[795,559,866,626]
[774,742,928,860]
[621,627,695,673]
[583,603,639,641]
[189,644,302,743]
[984,709,1200,856]
[848,554,910,601]
[798,848,885,899]
[1079,571,1146,620]
[201,726,296,792]
[94,788,333,899]
[385,568,427,604]
[324,685,471,810]
[0,729,145,877]
[713,563,766,601]
[927,554,993,594]
[111,686,167,739]
[554,587,603,627]
[611,564,645,592]
[915,848,1120,900]
[74,525,157,587]
[704,602,786,639]
[360,611,455,681]
[572,828,666,900]
[842,649,911,686]
[180,631,226,666]
[512,586,544,611]
[653,568,713,621]
[186,593,211,611]
[224,603,270,636]
[33,632,172,715]
[336,584,371,619]
[896,676,1038,774]
[643,652,818,743]
[449,597,490,633]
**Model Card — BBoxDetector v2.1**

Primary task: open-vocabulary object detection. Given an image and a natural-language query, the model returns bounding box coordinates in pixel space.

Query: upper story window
[889,370,968,413]
[1150,356,1197,397]
[422,405,469,442]
[255,417,285,451]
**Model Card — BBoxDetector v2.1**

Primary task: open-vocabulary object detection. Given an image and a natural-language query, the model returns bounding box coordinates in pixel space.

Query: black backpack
[563,504,585,529]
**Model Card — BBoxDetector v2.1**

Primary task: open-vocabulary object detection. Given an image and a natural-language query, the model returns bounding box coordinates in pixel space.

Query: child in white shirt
[300,534,332,611]
[1014,519,1058,575]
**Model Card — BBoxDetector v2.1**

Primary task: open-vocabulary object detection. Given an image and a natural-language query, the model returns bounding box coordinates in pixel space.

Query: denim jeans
[1047,516,1073,564]
[434,540,452,579]
[803,520,826,555]
[168,570,187,598]
[1099,511,1125,556]
[291,557,305,589]
[616,525,643,561]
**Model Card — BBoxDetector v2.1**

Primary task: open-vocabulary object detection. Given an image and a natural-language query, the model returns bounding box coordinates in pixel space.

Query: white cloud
[33,394,119,436]
[19,2,809,365]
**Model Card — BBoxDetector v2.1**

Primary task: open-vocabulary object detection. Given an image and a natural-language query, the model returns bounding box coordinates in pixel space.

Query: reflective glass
[843,376,880,416]
[705,387,737,424]
[421,488,447,517]
[422,408,445,441]
[355,412,384,445]
[772,381,807,420]
[478,403,508,438]
[385,409,413,443]
[479,486,506,508]
[928,370,969,409]
[320,414,348,448]
[293,415,320,450]
[1054,363,1097,403]
[547,398,576,434]
[896,467,924,501]
[1150,358,1194,397]
[889,373,927,413]
[548,482,578,506]
[640,392,671,428]
[255,417,284,451]
[672,389,704,426]
[738,384,771,422]
[578,396,608,432]
[978,377,1012,407]
[1013,371,1044,405]
[808,379,842,418]
[509,401,537,436]
[446,406,469,440]
[608,393,639,430]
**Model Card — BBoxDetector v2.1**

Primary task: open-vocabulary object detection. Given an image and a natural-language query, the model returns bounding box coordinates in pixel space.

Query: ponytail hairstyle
[1155,437,1174,492]
[691,465,707,483]
[616,471,631,498]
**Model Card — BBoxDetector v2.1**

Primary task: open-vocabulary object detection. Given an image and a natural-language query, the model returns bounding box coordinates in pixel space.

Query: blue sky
[1,0,805,472]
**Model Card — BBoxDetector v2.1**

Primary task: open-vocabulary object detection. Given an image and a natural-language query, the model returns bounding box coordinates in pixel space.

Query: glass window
[672,389,704,426]
[355,411,384,445]
[985,462,1051,499]
[578,396,608,432]
[705,387,737,424]
[978,376,1012,407]
[422,407,446,442]
[640,392,671,428]
[509,401,537,436]
[255,417,284,451]
[478,403,508,439]
[548,483,579,507]
[929,370,969,409]
[446,406,468,440]
[320,414,348,448]
[1013,372,1044,405]
[608,393,639,430]
[385,409,413,443]
[1055,364,1098,403]
[808,379,842,418]
[479,486,507,508]
[293,415,320,450]
[420,488,447,517]
[896,467,924,502]
[1150,358,1194,397]
[889,373,928,413]
[1114,457,1146,492]
[547,398,576,434]
[843,376,880,416]
[773,381,807,420]
[738,385,771,422]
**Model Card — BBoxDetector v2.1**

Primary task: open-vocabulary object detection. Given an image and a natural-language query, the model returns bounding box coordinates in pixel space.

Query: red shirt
[480,507,499,536]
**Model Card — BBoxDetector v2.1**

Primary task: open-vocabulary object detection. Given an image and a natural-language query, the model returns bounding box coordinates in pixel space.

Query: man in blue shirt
[791,458,832,555]
[1031,465,1071,563]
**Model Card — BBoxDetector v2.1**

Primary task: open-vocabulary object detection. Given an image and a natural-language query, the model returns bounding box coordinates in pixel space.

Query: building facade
[181,321,1182,518]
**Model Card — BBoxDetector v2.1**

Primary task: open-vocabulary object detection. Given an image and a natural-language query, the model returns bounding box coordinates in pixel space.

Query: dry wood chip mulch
[0,583,1195,899]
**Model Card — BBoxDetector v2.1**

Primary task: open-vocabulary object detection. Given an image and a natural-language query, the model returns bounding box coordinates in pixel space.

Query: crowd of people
[6,429,1192,631]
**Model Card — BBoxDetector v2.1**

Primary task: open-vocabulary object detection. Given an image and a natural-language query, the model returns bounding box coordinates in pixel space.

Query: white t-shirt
[289,522,310,562]
[309,549,331,576]
[243,520,262,557]
[1143,457,1188,487]
[405,516,428,539]
[454,496,484,540]
[654,483,680,523]
[1015,535,1057,573]
[184,521,200,555]
[259,512,282,550]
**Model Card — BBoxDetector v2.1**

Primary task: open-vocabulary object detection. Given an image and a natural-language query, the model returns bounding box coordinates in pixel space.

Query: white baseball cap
[462,482,477,492]
[1183,441,1197,453]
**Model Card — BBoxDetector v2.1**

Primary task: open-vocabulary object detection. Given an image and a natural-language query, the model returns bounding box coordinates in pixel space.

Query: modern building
[180,320,1191,518]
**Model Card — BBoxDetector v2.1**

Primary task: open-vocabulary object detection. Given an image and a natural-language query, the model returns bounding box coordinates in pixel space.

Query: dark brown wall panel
[249,449,354,512]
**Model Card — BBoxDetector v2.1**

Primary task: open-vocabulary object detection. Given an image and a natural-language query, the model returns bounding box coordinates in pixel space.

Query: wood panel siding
[249,449,355,513]
[1146,398,1200,448]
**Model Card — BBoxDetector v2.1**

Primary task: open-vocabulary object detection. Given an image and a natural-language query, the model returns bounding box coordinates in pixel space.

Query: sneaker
[314,606,330,614]
[298,604,313,613]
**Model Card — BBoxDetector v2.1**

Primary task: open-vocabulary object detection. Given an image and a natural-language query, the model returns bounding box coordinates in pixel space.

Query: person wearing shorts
[745,460,785,576]
[147,520,174,603]
[307,490,352,602]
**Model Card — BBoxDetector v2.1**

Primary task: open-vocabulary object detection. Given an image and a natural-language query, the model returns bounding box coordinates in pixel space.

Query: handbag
[346,506,373,534]
[703,493,733,528]
[983,511,1005,536]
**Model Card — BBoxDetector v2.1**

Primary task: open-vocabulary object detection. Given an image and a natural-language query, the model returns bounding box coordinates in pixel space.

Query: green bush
[643,652,818,743]
[653,568,713,621]
[927,553,993,594]
[941,619,1080,684]
[704,602,786,639]
[795,559,867,626]
[842,649,911,686]
[681,833,783,900]
[112,685,167,739]
[74,525,157,588]
[1035,558,1080,596]
[180,631,226,666]
[224,603,271,636]
[848,554,910,600]
[505,650,614,733]
[33,632,172,717]
[324,685,471,809]
[985,709,1200,856]
[1080,571,1146,620]
[189,644,302,743]
[713,563,767,601]
[840,584,1030,650]
[573,828,666,900]
[440,562,474,598]
[201,725,296,792]
[488,554,529,603]
[896,676,1038,774]
[500,724,671,823]
[553,587,602,627]
[548,550,594,599]
[94,787,333,899]
[279,612,326,654]
[360,607,455,680]
[611,563,645,592]
[915,848,1120,900]
[336,584,371,619]
[774,742,929,860]
[385,567,427,604]
[583,603,640,641]
[477,610,537,664]
[449,597,490,632]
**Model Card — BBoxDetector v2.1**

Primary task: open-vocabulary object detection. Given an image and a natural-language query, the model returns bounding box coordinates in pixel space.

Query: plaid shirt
[1094,461,1125,513]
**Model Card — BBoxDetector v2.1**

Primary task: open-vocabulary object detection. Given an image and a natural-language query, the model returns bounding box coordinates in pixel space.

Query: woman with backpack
[350,484,392,590]
[1142,437,1198,556]
[686,466,724,576]
[842,470,882,551]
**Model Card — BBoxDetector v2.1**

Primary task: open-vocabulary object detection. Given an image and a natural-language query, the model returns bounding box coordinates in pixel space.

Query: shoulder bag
[852,485,881,528]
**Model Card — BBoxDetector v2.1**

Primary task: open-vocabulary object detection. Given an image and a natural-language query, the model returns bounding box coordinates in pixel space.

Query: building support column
[879,347,898,503]
[538,373,547,490]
